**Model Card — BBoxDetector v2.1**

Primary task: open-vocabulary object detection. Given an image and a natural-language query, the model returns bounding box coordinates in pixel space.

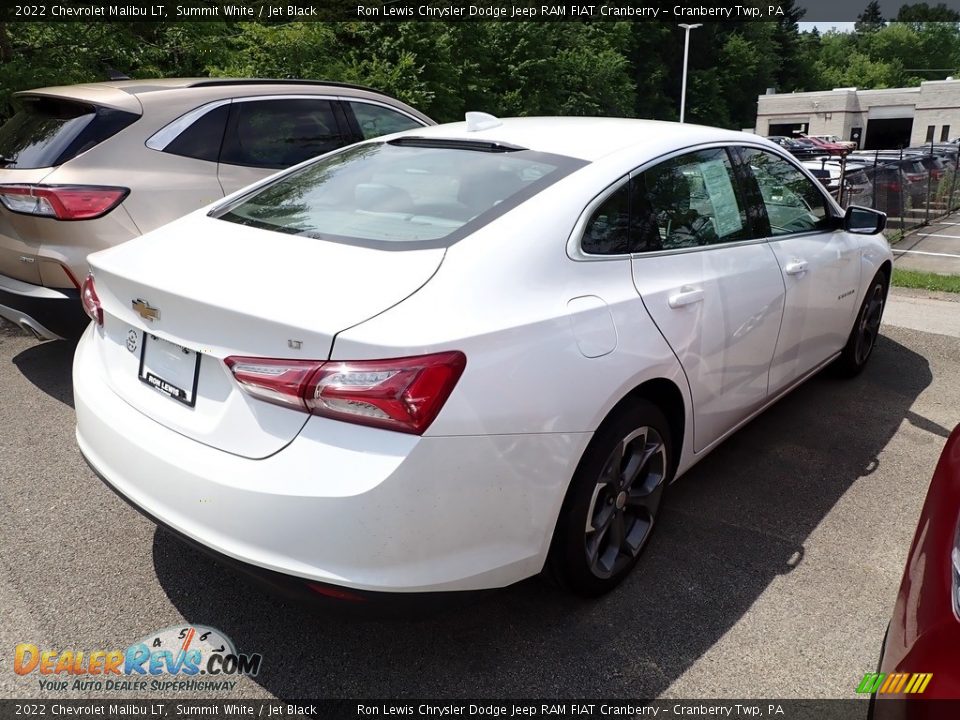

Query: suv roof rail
[187,78,388,95]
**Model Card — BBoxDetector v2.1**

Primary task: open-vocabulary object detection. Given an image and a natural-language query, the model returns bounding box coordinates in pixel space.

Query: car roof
[20,77,391,97]
[13,78,424,118]
[388,117,757,162]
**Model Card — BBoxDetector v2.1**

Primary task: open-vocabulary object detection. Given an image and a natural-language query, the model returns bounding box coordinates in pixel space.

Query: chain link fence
[804,143,960,238]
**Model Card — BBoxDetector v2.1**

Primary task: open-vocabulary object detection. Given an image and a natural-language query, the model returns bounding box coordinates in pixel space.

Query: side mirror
[844,205,886,235]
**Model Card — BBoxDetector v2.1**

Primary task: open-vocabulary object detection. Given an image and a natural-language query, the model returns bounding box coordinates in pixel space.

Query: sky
[798,21,857,32]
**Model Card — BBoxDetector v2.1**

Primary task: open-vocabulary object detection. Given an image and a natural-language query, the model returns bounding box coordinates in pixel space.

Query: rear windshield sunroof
[0,96,138,169]
[214,141,585,249]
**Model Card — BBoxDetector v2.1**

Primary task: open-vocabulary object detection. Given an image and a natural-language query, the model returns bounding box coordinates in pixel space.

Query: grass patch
[892,268,960,293]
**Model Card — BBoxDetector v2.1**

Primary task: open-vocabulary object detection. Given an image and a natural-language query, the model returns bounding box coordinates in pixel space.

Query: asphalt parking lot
[1,292,958,701]
[894,209,960,274]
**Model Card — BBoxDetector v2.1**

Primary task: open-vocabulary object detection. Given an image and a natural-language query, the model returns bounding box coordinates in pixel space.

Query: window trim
[145,98,233,152]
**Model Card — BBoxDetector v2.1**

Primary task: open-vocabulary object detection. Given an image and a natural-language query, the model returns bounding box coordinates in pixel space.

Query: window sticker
[698,159,743,238]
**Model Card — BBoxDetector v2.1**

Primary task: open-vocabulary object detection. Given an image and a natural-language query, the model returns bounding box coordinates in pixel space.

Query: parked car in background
[892,157,928,205]
[910,144,959,163]
[0,78,433,340]
[767,135,823,159]
[801,159,874,207]
[810,134,857,151]
[800,134,849,156]
[850,153,928,211]
[872,424,960,705]
[912,153,947,183]
[842,164,877,207]
[74,116,892,601]
[802,163,832,188]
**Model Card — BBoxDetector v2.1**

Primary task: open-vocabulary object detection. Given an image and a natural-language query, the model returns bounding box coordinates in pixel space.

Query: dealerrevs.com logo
[14,625,262,692]
[857,672,933,695]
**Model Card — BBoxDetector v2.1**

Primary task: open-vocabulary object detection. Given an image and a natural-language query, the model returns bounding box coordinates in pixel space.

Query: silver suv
[0,78,433,339]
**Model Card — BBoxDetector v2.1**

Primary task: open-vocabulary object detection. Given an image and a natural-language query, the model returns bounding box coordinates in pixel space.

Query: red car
[799,134,849,156]
[872,424,960,714]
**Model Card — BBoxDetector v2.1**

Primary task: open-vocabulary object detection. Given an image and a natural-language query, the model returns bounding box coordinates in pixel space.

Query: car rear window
[214,140,583,247]
[0,96,138,169]
[846,170,869,185]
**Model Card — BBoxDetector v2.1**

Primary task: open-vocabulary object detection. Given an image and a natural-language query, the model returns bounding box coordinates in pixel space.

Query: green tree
[856,1,886,32]
[896,2,960,22]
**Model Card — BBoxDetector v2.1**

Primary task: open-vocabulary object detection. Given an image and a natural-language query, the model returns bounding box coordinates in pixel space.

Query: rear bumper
[0,274,87,340]
[73,326,589,594]
[84,452,489,612]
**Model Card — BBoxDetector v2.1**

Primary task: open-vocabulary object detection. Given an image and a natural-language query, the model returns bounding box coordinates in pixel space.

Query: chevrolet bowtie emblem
[132,299,160,322]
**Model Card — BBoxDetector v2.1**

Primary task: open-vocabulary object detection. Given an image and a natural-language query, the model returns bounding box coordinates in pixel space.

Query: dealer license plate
[137,333,201,407]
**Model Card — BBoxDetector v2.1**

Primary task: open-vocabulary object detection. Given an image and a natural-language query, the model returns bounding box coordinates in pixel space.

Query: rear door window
[580,147,754,255]
[220,98,346,170]
[0,96,138,169]
[633,147,753,251]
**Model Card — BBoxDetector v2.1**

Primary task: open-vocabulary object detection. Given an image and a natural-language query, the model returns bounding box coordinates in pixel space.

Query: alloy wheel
[855,284,885,366]
[584,426,668,579]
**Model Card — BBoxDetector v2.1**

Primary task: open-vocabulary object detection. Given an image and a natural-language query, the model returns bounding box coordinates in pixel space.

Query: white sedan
[73,115,892,599]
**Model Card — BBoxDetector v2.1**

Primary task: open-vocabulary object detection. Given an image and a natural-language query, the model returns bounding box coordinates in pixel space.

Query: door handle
[784,259,808,276]
[668,285,704,308]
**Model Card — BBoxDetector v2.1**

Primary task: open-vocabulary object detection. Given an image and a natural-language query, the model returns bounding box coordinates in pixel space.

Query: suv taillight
[224,351,466,435]
[0,184,128,220]
[80,275,102,326]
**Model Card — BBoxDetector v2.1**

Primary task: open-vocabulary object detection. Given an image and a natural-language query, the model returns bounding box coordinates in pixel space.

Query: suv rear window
[215,140,582,247]
[845,170,869,186]
[0,96,138,169]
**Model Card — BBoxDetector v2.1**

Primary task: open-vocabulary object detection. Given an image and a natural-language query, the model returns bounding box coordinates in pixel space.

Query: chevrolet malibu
[74,115,893,598]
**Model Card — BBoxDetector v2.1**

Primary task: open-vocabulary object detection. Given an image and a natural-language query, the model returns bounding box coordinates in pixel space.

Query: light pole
[678,23,702,123]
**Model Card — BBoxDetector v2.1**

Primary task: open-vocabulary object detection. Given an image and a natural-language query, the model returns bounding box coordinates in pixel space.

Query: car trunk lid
[87,214,444,458]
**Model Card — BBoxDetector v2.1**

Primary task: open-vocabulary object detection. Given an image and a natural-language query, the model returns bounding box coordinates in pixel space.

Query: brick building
[755,79,960,149]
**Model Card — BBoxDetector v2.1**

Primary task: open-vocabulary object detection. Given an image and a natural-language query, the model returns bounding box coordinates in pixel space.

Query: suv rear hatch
[0,93,139,284]
[88,214,445,459]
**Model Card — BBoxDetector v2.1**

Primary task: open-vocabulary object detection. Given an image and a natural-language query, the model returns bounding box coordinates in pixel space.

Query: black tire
[836,271,888,377]
[548,400,674,597]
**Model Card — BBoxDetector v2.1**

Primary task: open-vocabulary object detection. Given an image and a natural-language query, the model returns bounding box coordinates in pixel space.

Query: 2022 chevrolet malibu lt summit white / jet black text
[73,115,893,598]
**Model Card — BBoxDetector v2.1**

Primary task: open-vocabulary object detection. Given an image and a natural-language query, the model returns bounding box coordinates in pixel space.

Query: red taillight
[0,184,128,220]
[307,353,467,434]
[80,275,102,326]
[222,357,323,411]
[224,351,466,435]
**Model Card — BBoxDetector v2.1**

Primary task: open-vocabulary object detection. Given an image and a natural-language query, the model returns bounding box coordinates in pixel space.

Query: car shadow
[152,334,930,699]
[13,339,78,409]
